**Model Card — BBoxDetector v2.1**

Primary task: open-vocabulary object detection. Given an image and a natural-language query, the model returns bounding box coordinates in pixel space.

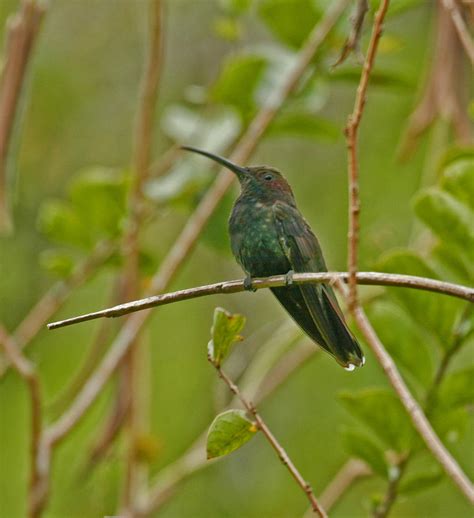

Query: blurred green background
[0,0,473,517]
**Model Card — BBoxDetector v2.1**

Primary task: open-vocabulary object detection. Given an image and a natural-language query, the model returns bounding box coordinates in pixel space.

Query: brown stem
[47,272,474,330]
[211,358,327,517]
[442,0,474,63]
[0,0,46,234]
[0,325,44,518]
[345,0,390,310]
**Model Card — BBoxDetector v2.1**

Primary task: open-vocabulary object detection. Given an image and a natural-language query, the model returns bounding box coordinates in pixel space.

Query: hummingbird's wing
[272,201,364,369]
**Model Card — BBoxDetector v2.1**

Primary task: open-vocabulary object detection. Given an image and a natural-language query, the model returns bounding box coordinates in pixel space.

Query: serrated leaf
[37,199,91,249]
[212,54,268,119]
[39,249,76,278]
[268,112,339,141]
[398,469,443,495]
[257,0,320,48]
[208,307,246,365]
[70,167,126,239]
[207,409,257,459]
[442,158,474,211]
[376,250,462,347]
[414,189,474,265]
[339,388,415,452]
[436,366,474,409]
[341,429,388,478]
[367,301,433,387]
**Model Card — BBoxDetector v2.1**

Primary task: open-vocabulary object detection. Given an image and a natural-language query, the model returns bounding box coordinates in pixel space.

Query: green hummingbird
[182,146,365,370]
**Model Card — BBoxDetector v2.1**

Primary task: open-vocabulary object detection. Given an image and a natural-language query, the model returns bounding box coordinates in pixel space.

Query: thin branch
[121,0,163,511]
[47,272,474,330]
[442,0,474,63]
[336,280,474,504]
[345,0,390,310]
[0,324,44,518]
[333,0,369,66]
[40,0,351,450]
[0,0,46,234]
[209,356,327,517]
[0,240,114,377]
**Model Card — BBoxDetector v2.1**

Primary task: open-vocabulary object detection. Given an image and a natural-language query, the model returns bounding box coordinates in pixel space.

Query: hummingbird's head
[181,146,295,203]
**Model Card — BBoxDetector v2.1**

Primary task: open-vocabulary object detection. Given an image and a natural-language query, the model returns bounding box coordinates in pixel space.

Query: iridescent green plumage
[182,146,365,370]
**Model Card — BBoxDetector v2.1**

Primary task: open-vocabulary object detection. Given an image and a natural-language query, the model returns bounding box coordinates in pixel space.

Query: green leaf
[37,199,91,249]
[207,409,257,459]
[442,158,474,211]
[213,16,242,41]
[398,469,443,495]
[376,250,462,347]
[218,0,252,14]
[39,249,76,278]
[339,388,414,452]
[257,0,320,48]
[367,301,433,387]
[431,407,470,444]
[437,366,474,409]
[70,167,126,239]
[432,242,472,285]
[329,67,413,89]
[268,112,339,141]
[212,54,268,118]
[341,429,388,478]
[414,189,474,264]
[208,307,246,366]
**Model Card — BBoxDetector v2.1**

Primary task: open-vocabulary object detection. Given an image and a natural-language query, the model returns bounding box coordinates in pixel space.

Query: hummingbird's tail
[271,284,365,370]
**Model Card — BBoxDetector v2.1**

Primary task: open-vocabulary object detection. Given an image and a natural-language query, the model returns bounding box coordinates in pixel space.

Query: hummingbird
[182,146,365,370]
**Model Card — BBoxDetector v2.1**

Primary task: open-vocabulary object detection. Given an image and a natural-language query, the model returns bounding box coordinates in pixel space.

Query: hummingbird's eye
[264,173,273,181]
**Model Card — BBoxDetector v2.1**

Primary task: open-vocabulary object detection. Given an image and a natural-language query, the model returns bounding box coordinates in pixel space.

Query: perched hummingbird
[182,146,365,370]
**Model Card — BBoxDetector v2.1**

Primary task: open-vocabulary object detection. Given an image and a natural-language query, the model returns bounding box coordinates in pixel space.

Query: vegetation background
[0,0,472,517]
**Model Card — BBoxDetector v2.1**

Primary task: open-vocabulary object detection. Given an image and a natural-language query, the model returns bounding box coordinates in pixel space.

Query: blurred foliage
[0,0,472,517]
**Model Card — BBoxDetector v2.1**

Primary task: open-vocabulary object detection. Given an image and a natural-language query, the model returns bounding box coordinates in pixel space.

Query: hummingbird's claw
[243,275,257,292]
[285,270,295,287]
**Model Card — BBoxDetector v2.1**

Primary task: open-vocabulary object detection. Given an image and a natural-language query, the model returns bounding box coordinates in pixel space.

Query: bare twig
[41,0,351,452]
[0,0,46,234]
[121,0,163,512]
[47,272,474,330]
[442,0,474,63]
[0,240,115,377]
[209,356,327,517]
[345,0,390,310]
[0,324,43,518]
[336,280,474,504]
[334,0,369,66]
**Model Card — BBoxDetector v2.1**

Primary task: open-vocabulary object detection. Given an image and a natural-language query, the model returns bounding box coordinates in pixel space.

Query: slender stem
[442,0,474,63]
[0,0,46,234]
[345,0,390,310]
[47,272,474,330]
[0,325,44,518]
[121,0,163,513]
[210,357,327,517]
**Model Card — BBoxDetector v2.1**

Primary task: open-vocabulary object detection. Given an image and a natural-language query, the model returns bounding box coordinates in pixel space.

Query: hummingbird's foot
[285,270,295,287]
[244,275,257,292]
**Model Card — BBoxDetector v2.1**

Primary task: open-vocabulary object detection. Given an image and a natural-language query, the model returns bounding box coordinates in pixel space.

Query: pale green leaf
[268,112,339,141]
[339,388,415,452]
[257,0,320,48]
[341,429,388,478]
[437,366,474,409]
[442,158,474,210]
[367,301,433,387]
[207,409,257,459]
[208,307,246,366]
[398,469,443,495]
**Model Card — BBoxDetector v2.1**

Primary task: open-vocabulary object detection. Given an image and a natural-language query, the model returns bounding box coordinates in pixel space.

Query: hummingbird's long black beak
[181,145,249,180]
